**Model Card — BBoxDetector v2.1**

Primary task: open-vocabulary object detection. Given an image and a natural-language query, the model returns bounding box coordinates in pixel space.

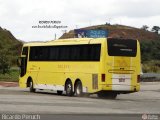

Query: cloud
[0,0,160,41]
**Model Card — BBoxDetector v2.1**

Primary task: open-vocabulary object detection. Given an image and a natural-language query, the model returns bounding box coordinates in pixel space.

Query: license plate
[119,78,125,82]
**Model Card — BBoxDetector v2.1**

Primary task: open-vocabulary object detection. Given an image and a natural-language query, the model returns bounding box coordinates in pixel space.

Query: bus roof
[23,38,106,47]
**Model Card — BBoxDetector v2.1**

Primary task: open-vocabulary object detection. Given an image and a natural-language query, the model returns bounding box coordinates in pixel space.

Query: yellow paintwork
[19,38,141,93]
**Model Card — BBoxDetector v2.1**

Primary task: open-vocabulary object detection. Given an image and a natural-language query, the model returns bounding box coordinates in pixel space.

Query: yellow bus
[18,38,141,99]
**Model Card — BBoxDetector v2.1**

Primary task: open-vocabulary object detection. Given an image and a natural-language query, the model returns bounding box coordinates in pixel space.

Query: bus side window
[30,47,39,61]
[39,47,49,61]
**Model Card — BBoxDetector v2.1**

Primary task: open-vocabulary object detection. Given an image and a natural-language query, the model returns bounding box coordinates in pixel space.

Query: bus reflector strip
[108,69,135,74]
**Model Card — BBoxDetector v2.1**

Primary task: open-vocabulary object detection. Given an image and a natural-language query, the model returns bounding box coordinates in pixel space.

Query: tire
[97,91,117,99]
[57,90,63,95]
[65,81,73,96]
[75,81,83,97]
[29,80,36,93]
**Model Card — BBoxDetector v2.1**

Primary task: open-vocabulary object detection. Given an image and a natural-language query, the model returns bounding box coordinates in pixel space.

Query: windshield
[107,38,137,57]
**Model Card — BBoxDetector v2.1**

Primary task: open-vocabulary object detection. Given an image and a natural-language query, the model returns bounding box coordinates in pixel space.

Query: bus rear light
[101,74,105,82]
[137,75,140,83]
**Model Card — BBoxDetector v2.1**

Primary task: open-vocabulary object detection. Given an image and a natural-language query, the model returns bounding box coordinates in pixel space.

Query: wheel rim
[66,83,71,94]
[76,84,81,95]
[30,81,33,88]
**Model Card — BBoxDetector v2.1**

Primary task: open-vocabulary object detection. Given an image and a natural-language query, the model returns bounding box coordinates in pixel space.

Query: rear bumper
[100,84,140,92]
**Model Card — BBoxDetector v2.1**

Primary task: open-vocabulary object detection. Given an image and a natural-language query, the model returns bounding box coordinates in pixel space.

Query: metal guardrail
[140,73,160,82]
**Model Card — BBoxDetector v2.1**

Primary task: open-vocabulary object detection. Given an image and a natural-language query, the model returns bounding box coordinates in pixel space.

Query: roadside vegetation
[0,27,22,82]
[0,67,19,82]
[0,25,160,82]
[140,40,160,73]
[142,60,160,73]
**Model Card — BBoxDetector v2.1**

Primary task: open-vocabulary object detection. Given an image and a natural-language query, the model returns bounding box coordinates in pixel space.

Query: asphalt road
[0,82,160,120]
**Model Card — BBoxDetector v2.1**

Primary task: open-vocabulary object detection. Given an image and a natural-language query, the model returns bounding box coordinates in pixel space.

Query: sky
[0,0,160,41]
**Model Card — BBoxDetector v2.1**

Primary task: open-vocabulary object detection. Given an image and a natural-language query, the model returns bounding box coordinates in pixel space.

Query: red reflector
[137,75,140,83]
[101,74,105,82]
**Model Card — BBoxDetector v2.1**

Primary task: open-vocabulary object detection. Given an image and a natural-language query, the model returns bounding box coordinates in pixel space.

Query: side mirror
[17,55,26,67]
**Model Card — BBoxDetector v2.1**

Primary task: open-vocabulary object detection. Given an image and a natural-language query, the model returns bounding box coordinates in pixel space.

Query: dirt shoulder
[0,81,18,87]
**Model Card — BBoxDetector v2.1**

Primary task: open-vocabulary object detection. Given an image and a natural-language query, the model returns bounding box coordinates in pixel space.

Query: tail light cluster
[137,75,140,83]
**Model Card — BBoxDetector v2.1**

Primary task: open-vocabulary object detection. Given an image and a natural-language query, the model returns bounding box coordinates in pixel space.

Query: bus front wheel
[29,80,36,93]
[65,80,73,96]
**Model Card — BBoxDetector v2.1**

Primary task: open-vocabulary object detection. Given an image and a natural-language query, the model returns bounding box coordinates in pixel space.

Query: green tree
[140,40,160,62]
[140,41,152,62]
[0,44,11,74]
[152,26,160,34]
[141,25,149,31]
[151,40,160,60]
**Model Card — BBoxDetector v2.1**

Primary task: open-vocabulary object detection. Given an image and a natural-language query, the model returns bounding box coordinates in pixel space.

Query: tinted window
[107,38,137,57]
[49,47,59,60]
[29,44,101,61]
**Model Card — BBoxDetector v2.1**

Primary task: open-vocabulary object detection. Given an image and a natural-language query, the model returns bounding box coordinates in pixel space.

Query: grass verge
[0,67,19,82]
[142,60,160,73]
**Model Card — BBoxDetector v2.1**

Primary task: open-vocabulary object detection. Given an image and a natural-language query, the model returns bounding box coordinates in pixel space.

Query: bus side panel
[27,62,100,93]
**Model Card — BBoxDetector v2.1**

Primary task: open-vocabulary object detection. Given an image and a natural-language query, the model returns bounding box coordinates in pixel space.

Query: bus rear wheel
[65,81,73,96]
[97,91,117,99]
[75,81,83,97]
[29,80,36,93]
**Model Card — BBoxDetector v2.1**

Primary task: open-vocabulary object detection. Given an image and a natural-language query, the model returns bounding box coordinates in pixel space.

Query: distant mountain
[60,24,160,41]
[0,26,22,65]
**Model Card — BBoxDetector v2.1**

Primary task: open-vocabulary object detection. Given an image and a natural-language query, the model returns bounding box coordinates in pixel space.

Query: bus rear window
[107,38,137,57]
